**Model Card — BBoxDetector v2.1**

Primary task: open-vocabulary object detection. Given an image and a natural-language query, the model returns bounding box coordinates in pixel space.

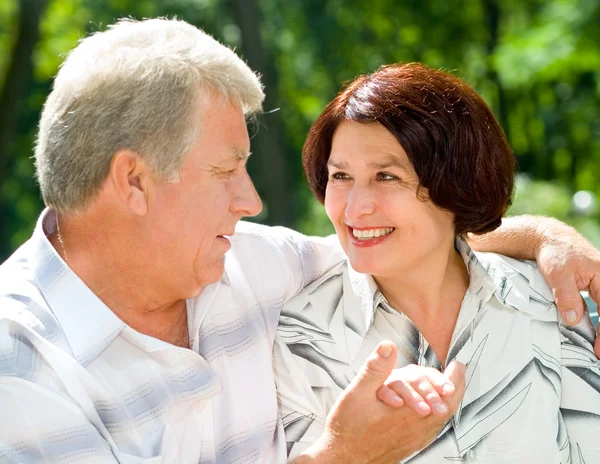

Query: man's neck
[49,211,192,348]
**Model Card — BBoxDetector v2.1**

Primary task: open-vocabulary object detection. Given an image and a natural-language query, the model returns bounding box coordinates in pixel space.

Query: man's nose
[233,170,263,218]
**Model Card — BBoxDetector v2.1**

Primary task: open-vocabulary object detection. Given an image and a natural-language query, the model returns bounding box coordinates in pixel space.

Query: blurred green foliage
[1,0,600,258]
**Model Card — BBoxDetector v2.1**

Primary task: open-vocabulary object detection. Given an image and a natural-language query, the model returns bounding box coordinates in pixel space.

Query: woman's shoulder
[474,251,552,298]
[469,251,559,325]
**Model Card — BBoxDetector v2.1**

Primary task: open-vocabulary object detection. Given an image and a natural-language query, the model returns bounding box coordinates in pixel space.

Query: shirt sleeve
[232,222,346,302]
[0,376,119,463]
[558,314,600,463]
[270,227,345,300]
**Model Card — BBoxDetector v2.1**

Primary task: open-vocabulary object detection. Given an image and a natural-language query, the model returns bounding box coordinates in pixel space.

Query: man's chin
[191,260,227,295]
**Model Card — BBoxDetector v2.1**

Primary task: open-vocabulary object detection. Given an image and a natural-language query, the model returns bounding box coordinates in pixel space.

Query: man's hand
[532,218,600,356]
[292,341,466,464]
[468,215,600,357]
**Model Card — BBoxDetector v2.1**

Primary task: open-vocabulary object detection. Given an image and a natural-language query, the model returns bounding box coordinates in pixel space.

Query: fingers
[376,384,404,408]
[551,275,584,325]
[587,274,600,309]
[443,361,466,411]
[376,360,466,418]
[351,341,398,394]
[382,366,456,417]
[428,370,456,397]
[394,377,448,416]
[587,275,600,358]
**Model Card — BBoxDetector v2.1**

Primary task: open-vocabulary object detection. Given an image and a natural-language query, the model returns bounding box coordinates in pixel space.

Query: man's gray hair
[35,18,264,214]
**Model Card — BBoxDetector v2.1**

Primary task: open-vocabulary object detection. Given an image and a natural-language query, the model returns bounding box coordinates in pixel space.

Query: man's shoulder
[234,220,339,243]
[0,240,64,355]
[230,221,341,268]
[232,221,327,246]
[224,222,344,307]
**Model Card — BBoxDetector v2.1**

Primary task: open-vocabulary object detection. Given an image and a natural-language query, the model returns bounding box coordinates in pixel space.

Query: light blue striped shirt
[0,209,344,463]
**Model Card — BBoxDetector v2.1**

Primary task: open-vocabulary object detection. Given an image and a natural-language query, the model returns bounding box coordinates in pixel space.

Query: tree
[231,0,294,226]
[0,0,49,257]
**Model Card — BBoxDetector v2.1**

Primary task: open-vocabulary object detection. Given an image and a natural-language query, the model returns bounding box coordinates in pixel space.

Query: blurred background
[1,0,600,261]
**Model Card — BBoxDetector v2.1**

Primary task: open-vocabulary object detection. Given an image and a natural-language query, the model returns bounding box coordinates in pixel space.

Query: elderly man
[0,18,599,464]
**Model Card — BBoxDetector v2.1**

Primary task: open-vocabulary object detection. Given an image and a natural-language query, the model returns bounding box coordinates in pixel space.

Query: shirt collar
[455,238,530,309]
[346,265,382,332]
[30,209,125,365]
[347,237,528,334]
[30,209,232,364]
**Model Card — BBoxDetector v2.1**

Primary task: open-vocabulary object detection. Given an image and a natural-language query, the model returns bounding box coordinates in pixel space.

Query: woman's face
[324,120,456,278]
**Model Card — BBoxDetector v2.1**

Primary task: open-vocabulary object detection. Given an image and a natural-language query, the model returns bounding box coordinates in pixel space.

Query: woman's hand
[292,341,466,464]
[376,361,464,417]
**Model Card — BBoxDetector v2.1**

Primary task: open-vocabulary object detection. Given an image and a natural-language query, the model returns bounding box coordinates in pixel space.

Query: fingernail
[442,383,455,396]
[391,394,403,405]
[563,310,577,324]
[433,403,449,415]
[377,343,393,358]
[418,401,431,413]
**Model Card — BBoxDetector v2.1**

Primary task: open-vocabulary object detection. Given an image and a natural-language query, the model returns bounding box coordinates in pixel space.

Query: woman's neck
[373,239,469,364]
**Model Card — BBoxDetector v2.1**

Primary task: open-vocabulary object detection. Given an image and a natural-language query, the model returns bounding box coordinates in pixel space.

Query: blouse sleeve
[559,311,600,463]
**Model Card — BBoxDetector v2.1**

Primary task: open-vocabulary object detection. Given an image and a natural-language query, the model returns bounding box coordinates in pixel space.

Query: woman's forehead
[330,121,410,167]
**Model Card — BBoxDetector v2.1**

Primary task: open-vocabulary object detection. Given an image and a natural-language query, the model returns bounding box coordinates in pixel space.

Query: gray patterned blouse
[273,240,600,463]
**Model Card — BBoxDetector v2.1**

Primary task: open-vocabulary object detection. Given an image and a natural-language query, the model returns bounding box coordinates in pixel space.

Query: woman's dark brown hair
[302,63,515,235]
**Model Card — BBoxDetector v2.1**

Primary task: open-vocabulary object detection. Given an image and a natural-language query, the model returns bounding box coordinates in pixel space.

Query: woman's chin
[347,258,379,276]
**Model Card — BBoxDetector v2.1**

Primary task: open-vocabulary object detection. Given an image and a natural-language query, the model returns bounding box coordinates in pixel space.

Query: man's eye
[218,167,238,177]
[376,172,398,181]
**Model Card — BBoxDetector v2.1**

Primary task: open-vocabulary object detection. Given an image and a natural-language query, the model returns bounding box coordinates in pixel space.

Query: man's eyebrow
[233,150,251,161]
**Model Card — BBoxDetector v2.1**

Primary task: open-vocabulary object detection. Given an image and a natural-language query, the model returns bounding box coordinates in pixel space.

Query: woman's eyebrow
[327,159,348,169]
[327,156,407,170]
[369,160,405,169]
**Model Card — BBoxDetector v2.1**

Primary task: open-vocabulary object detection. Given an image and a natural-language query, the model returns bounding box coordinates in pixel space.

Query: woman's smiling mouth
[348,226,395,246]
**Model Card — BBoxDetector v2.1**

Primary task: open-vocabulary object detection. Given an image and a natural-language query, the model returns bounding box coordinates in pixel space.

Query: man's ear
[109,149,150,216]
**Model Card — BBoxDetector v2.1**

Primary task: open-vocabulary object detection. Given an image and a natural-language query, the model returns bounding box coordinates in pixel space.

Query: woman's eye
[329,172,350,181]
[376,172,398,181]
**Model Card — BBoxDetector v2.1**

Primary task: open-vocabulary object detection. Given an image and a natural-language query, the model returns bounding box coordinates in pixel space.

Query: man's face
[146,92,262,299]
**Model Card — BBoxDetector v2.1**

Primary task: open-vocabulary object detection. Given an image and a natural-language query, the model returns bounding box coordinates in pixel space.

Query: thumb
[351,341,398,394]
[552,275,584,326]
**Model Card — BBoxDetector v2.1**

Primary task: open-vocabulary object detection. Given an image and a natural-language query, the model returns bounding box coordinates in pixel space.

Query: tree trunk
[0,0,49,259]
[230,0,294,227]
[482,0,510,140]
[0,0,49,180]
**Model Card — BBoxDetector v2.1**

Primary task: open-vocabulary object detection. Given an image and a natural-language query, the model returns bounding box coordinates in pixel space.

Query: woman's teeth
[352,227,394,240]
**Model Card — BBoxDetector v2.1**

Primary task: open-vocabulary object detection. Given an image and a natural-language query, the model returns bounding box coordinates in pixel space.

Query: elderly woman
[274,63,600,463]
